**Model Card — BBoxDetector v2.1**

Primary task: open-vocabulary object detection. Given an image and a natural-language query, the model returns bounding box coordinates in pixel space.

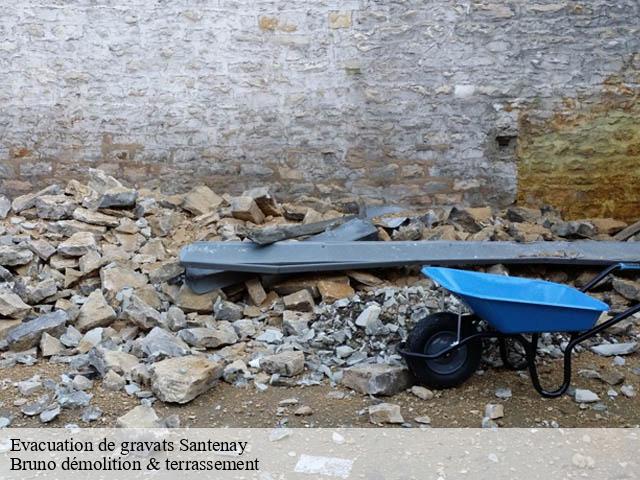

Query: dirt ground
[2,349,639,429]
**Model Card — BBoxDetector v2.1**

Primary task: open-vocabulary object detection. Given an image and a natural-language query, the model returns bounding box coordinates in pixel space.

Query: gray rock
[574,389,599,403]
[57,389,93,408]
[355,305,383,335]
[72,375,93,391]
[21,395,50,416]
[166,306,187,331]
[223,359,250,383]
[103,370,126,391]
[213,298,244,322]
[7,310,68,351]
[12,184,61,213]
[39,405,61,423]
[17,376,43,396]
[28,278,58,304]
[0,246,34,266]
[58,232,97,257]
[255,328,283,344]
[72,207,120,227]
[60,325,82,347]
[133,327,190,360]
[369,403,404,424]
[35,195,76,220]
[495,387,512,400]
[342,364,412,396]
[81,406,102,422]
[148,261,184,284]
[621,385,636,398]
[283,310,311,336]
[78,328,103,354]
[0,196,10,219]
[590,342,638,357]
[150,355,223,404]
[28,239,56,261]
[178,324,238,349]
[232,319,256,340]
[260,350,305,377]
[120,293,161,330]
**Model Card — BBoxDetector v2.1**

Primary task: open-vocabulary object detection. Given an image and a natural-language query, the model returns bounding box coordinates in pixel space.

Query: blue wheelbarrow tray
[422,267,609,334]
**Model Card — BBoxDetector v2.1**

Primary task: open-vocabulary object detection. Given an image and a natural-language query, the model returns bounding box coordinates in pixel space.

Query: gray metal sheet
[180,240,640,274]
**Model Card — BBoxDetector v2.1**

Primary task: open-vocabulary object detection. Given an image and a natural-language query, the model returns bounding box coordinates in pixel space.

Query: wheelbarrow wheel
[405,312,482,389]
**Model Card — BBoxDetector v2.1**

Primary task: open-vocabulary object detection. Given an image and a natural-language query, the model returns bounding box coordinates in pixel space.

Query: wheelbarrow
[398,263,640,398]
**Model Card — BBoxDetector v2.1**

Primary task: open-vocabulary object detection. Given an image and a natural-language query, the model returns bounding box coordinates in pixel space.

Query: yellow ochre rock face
[517,88,640,222]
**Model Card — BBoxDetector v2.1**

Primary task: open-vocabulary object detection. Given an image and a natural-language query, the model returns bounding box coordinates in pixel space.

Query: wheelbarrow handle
[580,262,640,292]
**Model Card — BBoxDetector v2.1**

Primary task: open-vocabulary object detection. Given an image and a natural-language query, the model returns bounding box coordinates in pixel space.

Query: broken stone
[484,403,504,420]
[72,207,120,227]
[260,350,305,377]
[355,305,383,335]
[81,406,102,423]
[449,206,492,233]
[35,195,76,220]
[294,405,313,416]
[255,328,283,344]
[575,389,599,403]
[317,280,355,303]
[612,278,640,301]
[7,310,68,351]
[116,405,160,428]
[58,232,97,257]
[589,218,627,236]
[231,196,265,224]
[620,384,636,398]
[133,327,190,360]
[495,387,512,400]
[282,310,312,336]
[0,290,31,319]
[72,375,93,391]
[28,239,56,261]
[178,325,238,349]
[147,261,184,284]
[12,184,61,213]
[26,278,58,304]
[245,278,267,306]
[120,293,161,330]
[76,290,116,332]
[100,263,148,298]
[95,348,140,375]
[369,403,404,424]
[223,359,250,383]
[175,285,220,313]
[150,355,223,404]
[0,196,10,219]
[182,186,223,216]
[39,405,61,423]
[39,333,63,357]
[590,342,638,357]
[232,319,256,340]
[243,187,280,216]
[213,298,244,322]
[103,370,126,391]
[283,289,315,312]
[78,328,103,354]
[342,364,412,396]
[411,385,434,400]
[0,246,34,266]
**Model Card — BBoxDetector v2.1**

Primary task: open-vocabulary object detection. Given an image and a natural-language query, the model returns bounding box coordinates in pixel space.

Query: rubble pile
[0,169,638,426]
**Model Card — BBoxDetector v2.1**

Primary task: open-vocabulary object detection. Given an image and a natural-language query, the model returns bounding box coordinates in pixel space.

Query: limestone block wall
[1,1,639,219]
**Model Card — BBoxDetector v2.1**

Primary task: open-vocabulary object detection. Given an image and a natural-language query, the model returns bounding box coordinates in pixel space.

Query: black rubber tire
[405,312,482,389]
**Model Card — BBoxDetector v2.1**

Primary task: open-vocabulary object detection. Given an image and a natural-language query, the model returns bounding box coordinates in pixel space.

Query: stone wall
[1,1,639,219]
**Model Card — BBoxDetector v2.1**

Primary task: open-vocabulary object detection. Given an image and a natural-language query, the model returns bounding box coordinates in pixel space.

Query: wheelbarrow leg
[522,334,577,398]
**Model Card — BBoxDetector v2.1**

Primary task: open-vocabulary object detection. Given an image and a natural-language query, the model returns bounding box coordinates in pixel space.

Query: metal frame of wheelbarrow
[398,262,640,398]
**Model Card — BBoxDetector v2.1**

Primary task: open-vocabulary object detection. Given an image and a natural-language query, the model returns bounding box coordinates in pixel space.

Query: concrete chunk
[342,364,412,396]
